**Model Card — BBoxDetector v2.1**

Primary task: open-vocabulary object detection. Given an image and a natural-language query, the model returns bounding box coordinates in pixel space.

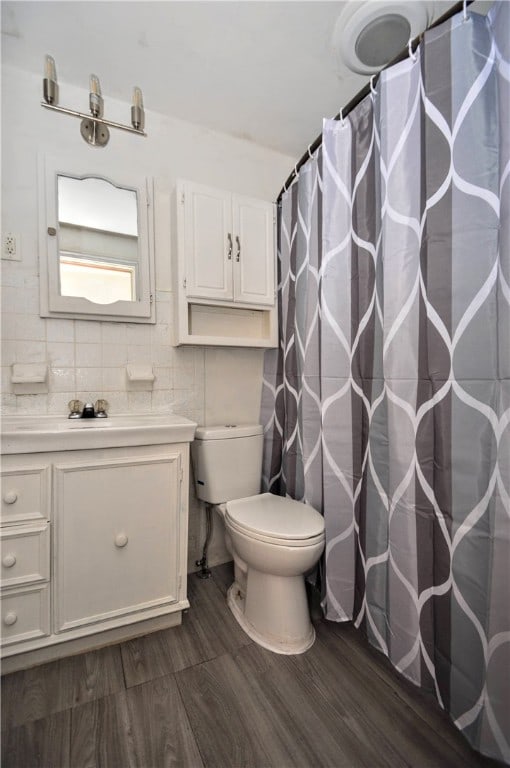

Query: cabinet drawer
[0,523,50,589]
[1,466,50,525]
[1,584,50,646]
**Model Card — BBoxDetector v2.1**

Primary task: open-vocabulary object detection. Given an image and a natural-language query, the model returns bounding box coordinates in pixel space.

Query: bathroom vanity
[0,413,196,673]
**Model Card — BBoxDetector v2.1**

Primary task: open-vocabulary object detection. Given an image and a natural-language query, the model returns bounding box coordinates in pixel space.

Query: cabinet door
[54,453,181,632]
[233,195,275,306]
[183,182,233,301]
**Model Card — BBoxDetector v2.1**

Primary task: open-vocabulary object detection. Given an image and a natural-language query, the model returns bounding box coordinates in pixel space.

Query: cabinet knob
[114,533,129,548]
[3,490,18,505]
[2,553,17,569]
[3,612,17,627]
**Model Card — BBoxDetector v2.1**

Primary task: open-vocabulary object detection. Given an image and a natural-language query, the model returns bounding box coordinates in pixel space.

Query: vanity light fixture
[41,55,147,147]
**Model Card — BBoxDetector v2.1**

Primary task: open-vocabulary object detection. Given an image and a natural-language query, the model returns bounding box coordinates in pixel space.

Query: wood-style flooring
[1,563,505,768]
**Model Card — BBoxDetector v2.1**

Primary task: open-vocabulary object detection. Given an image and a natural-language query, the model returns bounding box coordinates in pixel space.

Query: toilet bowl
[191,425,325,655]
[225,493,324,654]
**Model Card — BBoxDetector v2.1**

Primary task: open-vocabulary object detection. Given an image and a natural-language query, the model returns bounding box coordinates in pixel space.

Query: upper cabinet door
[184,183,233,301]
[232,195,275,306]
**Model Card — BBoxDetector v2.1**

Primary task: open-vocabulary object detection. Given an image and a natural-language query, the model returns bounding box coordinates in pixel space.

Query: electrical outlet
[2,232,21,261]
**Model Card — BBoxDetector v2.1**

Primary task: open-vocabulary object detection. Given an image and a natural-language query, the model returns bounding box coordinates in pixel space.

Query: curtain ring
[307,144,313,159]
[463,0,468,21]
[339,108,345,127]
[294,163,299,180]
[408,38,417,62]
[370,75,377,96]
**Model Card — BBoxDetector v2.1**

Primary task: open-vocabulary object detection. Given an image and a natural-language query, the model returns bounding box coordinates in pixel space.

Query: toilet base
[227,581,316,655]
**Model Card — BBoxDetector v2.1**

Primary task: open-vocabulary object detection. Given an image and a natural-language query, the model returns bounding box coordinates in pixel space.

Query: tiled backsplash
[1,278,204,423]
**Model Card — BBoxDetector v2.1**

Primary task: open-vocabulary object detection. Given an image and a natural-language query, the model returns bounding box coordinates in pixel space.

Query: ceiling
[1,1,492,159]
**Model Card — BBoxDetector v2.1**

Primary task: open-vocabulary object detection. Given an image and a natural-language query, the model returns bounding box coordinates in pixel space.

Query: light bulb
[45,55,57,82]
[43,54,58,105]
[132,86,143,109]
[131,86,145,131]
[89,74,101,96]
[88,74,104,118]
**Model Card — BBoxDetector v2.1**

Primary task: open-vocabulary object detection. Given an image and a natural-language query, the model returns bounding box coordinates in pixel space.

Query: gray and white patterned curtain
[261,3,510,763]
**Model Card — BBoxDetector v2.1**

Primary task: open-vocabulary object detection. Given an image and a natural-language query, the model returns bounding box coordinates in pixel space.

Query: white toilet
[191,424,325,654]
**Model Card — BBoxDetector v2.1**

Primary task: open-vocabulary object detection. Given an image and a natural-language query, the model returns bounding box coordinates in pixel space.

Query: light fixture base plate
[80,118,110,147]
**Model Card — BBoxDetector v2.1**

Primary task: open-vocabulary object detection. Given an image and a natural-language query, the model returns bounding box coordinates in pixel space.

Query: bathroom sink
[1,413,197,453]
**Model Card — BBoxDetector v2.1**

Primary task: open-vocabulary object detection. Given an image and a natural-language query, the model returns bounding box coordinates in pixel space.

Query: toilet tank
[191,424,263,504]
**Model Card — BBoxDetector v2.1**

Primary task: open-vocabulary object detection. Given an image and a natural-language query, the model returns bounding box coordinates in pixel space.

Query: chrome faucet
[81,402,95,418]
[68,399,109,419]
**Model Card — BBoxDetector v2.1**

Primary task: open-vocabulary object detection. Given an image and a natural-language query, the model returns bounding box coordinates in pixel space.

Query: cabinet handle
[3,612,17,627]
[2,553,17,569]
[114,533,129,548]
[227,233,233,260]
[3,490,18,505]
[235,236,241,262]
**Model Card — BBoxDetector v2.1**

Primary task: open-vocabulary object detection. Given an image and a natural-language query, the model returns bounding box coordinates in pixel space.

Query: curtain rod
[276,0,474,203]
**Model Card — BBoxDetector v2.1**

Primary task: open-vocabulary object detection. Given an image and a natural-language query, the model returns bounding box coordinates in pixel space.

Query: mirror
[57,176,138,305]
[40,156,155,323]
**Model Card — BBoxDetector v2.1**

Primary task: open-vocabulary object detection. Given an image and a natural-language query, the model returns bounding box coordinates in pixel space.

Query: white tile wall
[46,342,74,367]
[0,256,209,416]
[1,64,295,568]
[46,319,74,343]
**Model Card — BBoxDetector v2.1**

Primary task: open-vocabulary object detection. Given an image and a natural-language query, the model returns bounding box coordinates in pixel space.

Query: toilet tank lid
[194,424,263,440]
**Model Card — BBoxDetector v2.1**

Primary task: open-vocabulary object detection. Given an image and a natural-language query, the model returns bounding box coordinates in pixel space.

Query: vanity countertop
[1,413,197,454]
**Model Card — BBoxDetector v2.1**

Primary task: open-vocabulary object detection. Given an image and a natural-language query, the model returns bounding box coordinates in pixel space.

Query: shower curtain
[261,3,509,763]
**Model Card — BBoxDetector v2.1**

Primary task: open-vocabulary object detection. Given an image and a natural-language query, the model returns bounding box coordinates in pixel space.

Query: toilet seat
[226,492,325,547]
[226,516,324,547]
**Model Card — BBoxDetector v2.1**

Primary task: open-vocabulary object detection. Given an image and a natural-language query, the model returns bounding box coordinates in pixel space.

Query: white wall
[1,64,294,570]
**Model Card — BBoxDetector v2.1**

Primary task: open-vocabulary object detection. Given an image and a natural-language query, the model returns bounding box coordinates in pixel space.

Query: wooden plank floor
[1,563,505,768]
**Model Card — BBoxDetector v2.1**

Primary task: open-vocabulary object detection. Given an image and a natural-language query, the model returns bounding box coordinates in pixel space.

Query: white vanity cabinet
[174,180,278,347]
[0,414,196,673]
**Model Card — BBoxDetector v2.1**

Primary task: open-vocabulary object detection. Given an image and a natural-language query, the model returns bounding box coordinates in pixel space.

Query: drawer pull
[3,612,17,627]
[3,490,18,505]
[114,533,128,548]
[2,553,17,568]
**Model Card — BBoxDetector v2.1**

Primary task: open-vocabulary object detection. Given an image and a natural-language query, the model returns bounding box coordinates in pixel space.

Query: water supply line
[196,502,213,579]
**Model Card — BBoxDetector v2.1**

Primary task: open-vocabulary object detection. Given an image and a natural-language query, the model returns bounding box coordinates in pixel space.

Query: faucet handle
[68,399,83,419]
[95,398,109,417]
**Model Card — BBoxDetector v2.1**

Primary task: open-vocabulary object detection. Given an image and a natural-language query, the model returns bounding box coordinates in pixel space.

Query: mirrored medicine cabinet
[39,155,155,323]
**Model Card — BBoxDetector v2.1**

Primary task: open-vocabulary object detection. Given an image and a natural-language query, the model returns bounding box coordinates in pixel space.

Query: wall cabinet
[174,180,278,347]
[1,443,191,672]
[183,182,275,306]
